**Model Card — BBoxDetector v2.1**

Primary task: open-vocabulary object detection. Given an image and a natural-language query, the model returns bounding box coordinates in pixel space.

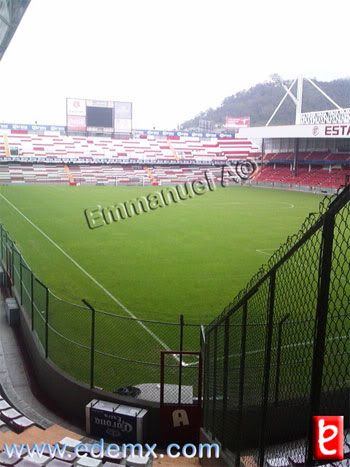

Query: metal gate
[160,351,202,445]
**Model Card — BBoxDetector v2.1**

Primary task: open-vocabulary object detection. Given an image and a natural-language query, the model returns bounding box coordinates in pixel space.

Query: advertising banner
[86,100,113,108]
[115,101,132,119]
[225,116,250,129]
[239,124,350,139]
[67,115,86,132]
[67,98,86,116]
[114,102,132,133]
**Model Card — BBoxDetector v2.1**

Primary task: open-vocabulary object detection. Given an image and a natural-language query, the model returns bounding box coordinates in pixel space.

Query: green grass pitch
[0,184,324,391]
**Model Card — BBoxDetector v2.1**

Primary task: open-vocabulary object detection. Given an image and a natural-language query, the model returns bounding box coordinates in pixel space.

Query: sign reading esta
[325,125,350,136]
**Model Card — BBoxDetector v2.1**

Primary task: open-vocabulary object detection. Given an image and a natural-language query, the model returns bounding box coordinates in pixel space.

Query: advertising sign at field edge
[225,116,250,129]
[86,399,148,444]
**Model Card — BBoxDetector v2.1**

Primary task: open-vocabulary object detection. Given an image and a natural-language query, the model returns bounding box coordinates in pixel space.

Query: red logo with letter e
[313,416,343,460]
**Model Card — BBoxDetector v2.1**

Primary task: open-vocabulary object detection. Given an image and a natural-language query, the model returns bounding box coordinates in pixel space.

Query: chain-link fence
[202,184,349,466]
[0,225,202,398]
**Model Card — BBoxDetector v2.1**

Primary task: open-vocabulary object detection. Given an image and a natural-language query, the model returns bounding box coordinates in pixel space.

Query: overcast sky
[0,0,348,129]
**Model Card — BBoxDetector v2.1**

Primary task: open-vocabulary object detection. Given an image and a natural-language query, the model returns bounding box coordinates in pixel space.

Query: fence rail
[0,227,202,398]
[202,184,349,466]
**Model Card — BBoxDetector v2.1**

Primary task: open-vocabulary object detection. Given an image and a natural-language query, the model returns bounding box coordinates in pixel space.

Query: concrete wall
[15,290,160,443]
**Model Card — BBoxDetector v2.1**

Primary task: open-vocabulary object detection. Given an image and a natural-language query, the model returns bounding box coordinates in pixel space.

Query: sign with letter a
[160,405,201,445]
[173,409,190,427]
[160,351,202,446]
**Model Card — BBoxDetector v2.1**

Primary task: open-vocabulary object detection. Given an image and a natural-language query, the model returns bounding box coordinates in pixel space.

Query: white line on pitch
[182,333,348,368]
[279,202,295,208]
[227,334,348,360]
[256,248,276,256]
[0,192,187,364]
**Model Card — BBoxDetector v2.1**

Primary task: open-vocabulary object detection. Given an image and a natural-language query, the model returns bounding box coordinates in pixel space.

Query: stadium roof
[239,123,350,139]
[239,77,350,140]
[0,0,31,61]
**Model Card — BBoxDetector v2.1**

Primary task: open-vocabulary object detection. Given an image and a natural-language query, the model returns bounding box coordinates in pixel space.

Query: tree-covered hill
[181,77,350,129]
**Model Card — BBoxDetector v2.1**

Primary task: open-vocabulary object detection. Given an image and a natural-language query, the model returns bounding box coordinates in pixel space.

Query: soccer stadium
[0,1,349,466]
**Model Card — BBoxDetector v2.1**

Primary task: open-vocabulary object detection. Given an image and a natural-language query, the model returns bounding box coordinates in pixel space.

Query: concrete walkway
[0,294,84,435]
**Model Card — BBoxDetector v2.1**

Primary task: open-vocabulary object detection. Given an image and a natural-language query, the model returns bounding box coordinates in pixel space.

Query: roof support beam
[305,78,341,110]
[266,79,297,126]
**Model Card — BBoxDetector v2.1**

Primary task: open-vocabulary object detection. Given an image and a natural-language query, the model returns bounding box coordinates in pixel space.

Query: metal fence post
[31,271,34,331]
[178,314,184,405]
[203,327,210,430]
[274,314,289,405]
[200,325,207,412]
[10,240,14,284]
[45,286,49,358]
[221,316,230,447]
[307,210,336,464]
[259,272,276,467]
[1,226,3,261]
[83,299,96,389]
[19,260,23,305]
[5,234,9,275]
[235,299,248,466]
[211,326,218,438]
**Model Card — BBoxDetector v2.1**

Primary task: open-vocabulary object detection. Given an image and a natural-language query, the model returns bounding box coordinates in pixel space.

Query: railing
[0,228,201,399]
[202,184,349,466]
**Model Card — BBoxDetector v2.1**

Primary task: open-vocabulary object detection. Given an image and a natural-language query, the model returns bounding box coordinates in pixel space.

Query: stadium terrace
[84,172,216,229]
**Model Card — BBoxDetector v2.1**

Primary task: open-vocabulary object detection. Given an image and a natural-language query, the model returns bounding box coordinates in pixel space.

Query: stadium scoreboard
[66,98,132,135]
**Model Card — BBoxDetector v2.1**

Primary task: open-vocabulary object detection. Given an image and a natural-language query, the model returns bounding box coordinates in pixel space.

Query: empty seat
[46,461,73,467]
[22,454,50,466]
[75,457,102,467]
[1,408,22,421]
[52,450,77,463]
[0,400,11,410]
[17,461,42,467]
[12,416,34,430]
[126,455,153,466]
[0,451,23,465]
[58,437,81,449]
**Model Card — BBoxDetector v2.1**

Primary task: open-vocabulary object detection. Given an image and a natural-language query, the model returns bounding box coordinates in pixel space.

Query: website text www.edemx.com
[3,439,220,460]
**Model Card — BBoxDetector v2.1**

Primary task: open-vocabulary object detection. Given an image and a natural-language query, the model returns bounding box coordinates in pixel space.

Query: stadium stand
[0,164,226,186]
[264,151,350,162]
[0,134,257,163]
[255,166,349,188]
[0,162,347,190]
[1,133,349,190]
